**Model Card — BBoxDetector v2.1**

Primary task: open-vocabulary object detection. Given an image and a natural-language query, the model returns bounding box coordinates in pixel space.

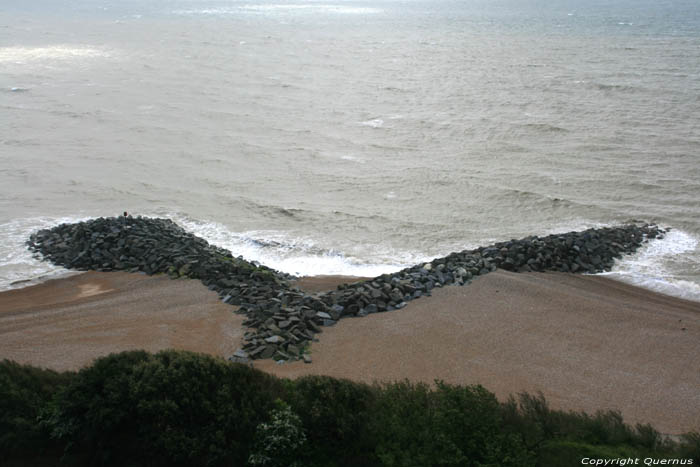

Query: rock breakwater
[27,216,292,297]
[27,217,664,363]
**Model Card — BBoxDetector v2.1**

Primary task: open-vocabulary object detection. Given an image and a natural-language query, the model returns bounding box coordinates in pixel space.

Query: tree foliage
[1,351,696,467]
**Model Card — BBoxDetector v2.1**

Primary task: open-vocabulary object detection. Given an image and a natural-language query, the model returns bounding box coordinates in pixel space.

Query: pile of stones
[28,217,664,364]
[27,216,293,305]
[235,223,664,362]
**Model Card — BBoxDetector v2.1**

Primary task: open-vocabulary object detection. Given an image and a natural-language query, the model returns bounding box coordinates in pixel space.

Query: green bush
[248,399,307,467]
[0,359,72,461]
[537,439,643,466]
[287,375,378,466]
[500,392,689,466]
[678,432,700,463]
[3,351,697,467]
[371,380,534,467]
[43,350,284,466]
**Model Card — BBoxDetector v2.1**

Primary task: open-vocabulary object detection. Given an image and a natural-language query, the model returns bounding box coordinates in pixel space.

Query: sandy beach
[1,270,698,434]
[0,271,245,371]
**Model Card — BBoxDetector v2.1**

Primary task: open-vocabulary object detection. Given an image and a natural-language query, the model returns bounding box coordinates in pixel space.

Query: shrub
[371,380,534,467]
[537,439,642,466]
[0,359,72,461]
[43,350,284,466]
[248,399,307,467]
[678,431,700,463]
[287,375,378,466]
[4,352,695,467]
[500,392,689,465]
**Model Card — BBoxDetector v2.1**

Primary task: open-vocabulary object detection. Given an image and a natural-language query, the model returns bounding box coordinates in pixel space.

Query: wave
[2,215,699,302]
[0,46,110,64]
[360,118,384,128]
[0,216,92,291]
[599,229,700,302]
[518,123,569,133]
[340,155,365,163]
[590,82,640,93]
[173,5,382,17]
[486,187,582,212]
[236,198,404,226]
[170,215,425,277]
[240,4,382,14]
[239,199,309,221]
[0,214,413,289]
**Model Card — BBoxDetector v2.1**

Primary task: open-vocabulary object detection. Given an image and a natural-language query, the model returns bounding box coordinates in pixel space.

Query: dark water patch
[589,82,642,93]
[269,206,302,218]
[383,86,409,93]
[485,186,581,211]
[518,123,570,133]
[2,138,42,147]
[240,199,313,222]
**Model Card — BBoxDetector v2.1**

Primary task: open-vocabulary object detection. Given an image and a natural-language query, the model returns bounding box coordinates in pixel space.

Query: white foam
[3,214,699,302]
[0,216,92,291]
[0,46,110,64]
[0,213,424,289]
[241,4,382,14]
[174,5,382,16]
[504,221,700,302]
[599,229,700,302]
[170,216,424,277]
[360,118,384,128]
[340,155,365,163]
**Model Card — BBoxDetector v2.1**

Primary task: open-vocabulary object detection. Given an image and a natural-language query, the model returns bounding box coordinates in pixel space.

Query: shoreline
[1,269,698,434]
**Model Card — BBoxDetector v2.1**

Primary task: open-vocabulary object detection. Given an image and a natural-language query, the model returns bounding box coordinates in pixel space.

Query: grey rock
[260,346,276,359]
[229,348,250,364]
[316,311,332,320]
[329,304,344,320]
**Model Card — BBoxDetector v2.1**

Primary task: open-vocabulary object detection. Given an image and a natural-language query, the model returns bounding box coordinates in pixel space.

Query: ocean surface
[1,0,699,301]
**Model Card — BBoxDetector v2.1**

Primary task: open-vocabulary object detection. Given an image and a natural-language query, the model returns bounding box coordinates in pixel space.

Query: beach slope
[267,271,700,434]
[0,271,245,371]
[1,270,698,434]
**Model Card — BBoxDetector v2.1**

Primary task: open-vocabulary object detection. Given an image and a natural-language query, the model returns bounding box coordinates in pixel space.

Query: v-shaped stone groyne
[28,217,664,363]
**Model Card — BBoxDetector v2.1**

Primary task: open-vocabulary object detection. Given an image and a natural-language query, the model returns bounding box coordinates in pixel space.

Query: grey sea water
[1,0,699,300]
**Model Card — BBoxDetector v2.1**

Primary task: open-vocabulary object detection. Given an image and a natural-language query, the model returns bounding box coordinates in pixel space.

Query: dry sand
[263,271,700,434]
[1,270,698,434]
[0,271,245,371]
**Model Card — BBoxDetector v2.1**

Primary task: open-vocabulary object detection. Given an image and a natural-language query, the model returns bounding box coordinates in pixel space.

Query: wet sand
[1,270,698,434]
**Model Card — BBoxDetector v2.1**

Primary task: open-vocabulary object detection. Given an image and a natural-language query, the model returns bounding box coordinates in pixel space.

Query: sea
[1,0,699,301]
